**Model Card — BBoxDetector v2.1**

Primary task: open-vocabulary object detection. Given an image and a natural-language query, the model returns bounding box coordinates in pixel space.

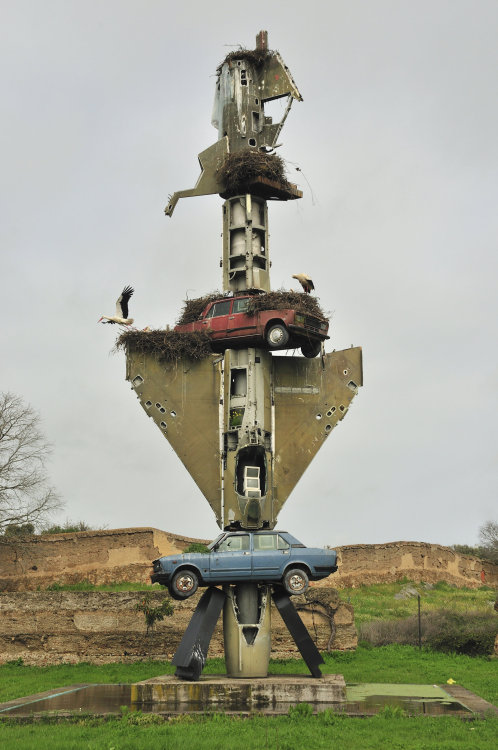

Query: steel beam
[272,587,325,678]
[172,587,226,681]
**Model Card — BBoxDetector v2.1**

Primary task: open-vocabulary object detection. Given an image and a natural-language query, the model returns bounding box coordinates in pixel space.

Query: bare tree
[0,392,62,535]
[478,520,498,565]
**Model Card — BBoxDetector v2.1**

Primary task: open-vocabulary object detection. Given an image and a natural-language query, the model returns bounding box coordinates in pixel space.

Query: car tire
[301,341,322,358]
[283,568,309,595]
[168,586,185,602]
[170,569,199,599]
[266,323,290,348]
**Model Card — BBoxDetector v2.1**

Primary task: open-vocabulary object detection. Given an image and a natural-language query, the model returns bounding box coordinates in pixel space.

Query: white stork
[98,286,135,326]
[292,273,315,294]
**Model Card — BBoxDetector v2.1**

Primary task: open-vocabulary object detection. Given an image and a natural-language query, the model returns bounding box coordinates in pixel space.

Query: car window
[277,535,290,550]
[253,534,278,551]
[212,300,231,317]
[207,533,225,550]
[216,534,249,552]
[232,298,249,314]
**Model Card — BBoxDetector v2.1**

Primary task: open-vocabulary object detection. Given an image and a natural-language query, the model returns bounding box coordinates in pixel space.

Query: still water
[1,682,472,717]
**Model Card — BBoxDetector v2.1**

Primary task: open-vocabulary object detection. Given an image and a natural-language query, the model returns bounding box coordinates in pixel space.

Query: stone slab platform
[132,673,347,710]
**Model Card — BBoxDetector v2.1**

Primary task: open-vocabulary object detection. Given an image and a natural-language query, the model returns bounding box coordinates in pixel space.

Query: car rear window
[253,534,289,551]
[233,298,249,314]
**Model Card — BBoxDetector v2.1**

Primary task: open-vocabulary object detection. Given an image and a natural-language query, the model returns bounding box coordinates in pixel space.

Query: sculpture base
[132,673,346,711]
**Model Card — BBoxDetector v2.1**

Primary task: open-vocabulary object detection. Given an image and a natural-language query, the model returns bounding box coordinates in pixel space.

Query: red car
[174,296,329,357]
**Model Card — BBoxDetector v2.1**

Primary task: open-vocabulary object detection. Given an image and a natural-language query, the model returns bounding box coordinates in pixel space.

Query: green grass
[1,646,496,705]
[43,581,158,592]
[0,712,497,749]
[1,646,497,749]
[339,580,496,625]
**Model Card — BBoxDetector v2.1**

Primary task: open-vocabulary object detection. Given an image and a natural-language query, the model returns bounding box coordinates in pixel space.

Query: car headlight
[295,313,305,324]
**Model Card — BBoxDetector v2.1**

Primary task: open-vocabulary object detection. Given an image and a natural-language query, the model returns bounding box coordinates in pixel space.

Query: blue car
[151,530,338,600]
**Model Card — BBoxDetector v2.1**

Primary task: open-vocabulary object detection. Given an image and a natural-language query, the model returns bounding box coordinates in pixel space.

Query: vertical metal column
[223,583,271,678]
[222,195,270,293]
[221,193,273,677]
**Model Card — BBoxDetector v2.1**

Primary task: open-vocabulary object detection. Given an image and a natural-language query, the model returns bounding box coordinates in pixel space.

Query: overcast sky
[1,0,497,548]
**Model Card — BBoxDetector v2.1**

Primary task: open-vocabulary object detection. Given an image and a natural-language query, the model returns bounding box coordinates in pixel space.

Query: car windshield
[207,533,225,550]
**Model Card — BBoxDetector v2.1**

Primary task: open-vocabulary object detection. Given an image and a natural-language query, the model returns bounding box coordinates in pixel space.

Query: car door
[226,297,258,341]
[251,533,290,578]
[210,533,251,580]
[205,299,231,340]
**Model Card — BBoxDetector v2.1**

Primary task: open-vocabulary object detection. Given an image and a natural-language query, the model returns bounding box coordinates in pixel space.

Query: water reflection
[2,683,472,717]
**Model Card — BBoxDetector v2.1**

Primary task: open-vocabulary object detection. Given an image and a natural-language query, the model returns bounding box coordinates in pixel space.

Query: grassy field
[338,580,496,626]
[1,712,497,750]
[1,650,497,750]
[1,645,497,705]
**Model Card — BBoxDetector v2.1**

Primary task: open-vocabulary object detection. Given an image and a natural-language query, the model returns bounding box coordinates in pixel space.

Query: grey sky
[1,0,497,547]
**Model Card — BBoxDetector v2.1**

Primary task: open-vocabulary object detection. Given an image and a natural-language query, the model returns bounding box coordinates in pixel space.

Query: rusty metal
[165,32,302,217]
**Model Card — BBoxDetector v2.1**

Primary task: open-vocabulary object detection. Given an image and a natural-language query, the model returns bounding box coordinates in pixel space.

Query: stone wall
[0,530,496,592]
[0,528,205,592]
[0,589,356,665]
[329,541,498,589]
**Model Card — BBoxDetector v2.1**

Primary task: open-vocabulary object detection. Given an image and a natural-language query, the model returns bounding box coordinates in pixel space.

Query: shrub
[3,523,35,537]
[43,520,92,534]
[425,610,497,656]
[359,608,497,656]
[183,542,210,554]
[135,593,174,634]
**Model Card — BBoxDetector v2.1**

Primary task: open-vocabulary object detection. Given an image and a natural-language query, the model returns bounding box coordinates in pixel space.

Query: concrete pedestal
[132,674,347,712]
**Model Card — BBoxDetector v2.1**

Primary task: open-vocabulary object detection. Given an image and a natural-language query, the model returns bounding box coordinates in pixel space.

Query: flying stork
[98,286,135,326]
[292,273,315,294]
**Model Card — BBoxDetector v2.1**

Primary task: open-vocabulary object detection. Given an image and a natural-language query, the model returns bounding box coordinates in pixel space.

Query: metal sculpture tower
[123,31,362,678]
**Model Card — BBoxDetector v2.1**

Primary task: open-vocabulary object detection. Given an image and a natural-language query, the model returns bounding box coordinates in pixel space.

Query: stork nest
[176,291,230,325]
[216,47,273,77]
[245,290,326,319]
[218,151,289,196]
[115,329,213,361]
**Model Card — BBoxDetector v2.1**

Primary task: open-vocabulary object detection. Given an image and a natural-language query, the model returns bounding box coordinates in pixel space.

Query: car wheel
[283,568,309,595]
[168,585,184,601]
[266,323,289,348]
[171,569,199,599]
[301,341,321,358]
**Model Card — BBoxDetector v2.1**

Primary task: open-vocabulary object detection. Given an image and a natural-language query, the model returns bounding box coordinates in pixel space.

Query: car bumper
[288,324,329,340]
[151,572,170,586]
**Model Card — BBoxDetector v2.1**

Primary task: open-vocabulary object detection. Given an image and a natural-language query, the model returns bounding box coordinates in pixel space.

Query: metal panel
[272,347,363,516]
[126,351,223,524]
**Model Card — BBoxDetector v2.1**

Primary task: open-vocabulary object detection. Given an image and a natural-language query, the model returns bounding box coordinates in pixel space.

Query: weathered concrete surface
[0,588,355,665]
[133,673,346,707]
[1,530,495,592]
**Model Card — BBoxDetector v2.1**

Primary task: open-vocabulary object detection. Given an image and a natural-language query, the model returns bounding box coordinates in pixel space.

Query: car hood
[159,552,208,564]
